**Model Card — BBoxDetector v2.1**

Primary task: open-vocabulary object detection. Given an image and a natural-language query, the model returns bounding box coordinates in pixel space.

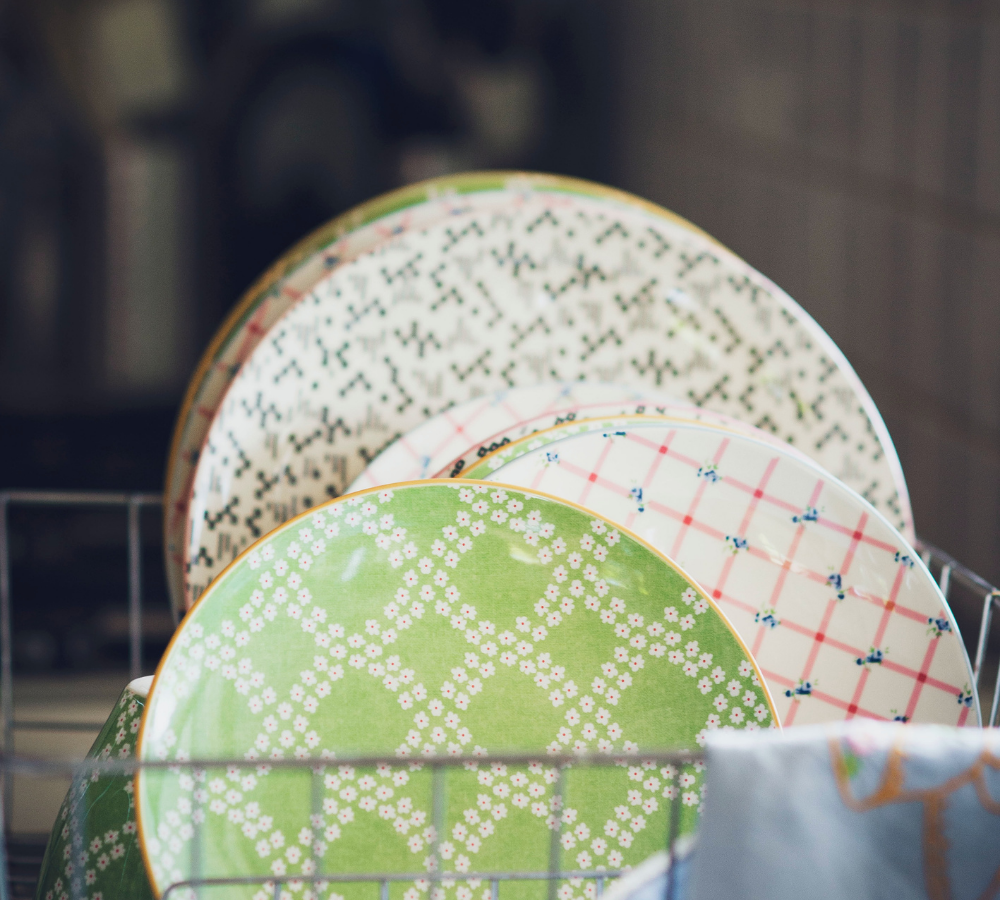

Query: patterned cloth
[690,723,1000,900]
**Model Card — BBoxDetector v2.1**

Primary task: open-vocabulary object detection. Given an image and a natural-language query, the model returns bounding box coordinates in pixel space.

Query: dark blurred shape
[614,0,1000,591]
[13,631,58,671]
[0,408,175,491]
[200,21,425,321]
[6,502,171,674]
[0,0,612,411]
[198,0,611,329]
[0,0,613,677]
[0,53,105,414]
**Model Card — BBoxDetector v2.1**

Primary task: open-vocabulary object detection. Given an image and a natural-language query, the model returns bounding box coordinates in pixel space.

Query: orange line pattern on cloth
[830,738,1000,900]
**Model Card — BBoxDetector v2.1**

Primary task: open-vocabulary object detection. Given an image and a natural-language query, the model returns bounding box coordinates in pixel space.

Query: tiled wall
[615,0,1000,589]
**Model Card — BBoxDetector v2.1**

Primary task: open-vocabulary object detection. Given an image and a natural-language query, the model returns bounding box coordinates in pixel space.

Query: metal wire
[0,490,162,822]
[0,749,702,779]
[913,536,1000,726]
[128,496,145,680]
[0,494,12,821]
[1,750,701,900]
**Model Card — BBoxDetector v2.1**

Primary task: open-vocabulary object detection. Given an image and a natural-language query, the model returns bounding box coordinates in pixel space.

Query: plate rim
[435,409,817,481]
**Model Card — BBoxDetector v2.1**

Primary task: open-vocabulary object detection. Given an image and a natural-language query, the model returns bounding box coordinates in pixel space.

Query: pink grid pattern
[349,386,674,491]
[436,405,820,483]
[481,424,973,727]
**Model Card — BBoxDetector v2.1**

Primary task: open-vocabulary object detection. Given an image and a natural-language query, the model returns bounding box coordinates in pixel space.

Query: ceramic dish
[431,402,817,482]
[182,186,911,609]
[164,174,719,617]
[456,415,813,482]
[139,481,775,900]
[347,382,685,491]
[36,677,154,900]
[468,424,976,727]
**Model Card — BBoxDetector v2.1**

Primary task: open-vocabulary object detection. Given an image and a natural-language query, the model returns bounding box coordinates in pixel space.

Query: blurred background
[0,0,997,681]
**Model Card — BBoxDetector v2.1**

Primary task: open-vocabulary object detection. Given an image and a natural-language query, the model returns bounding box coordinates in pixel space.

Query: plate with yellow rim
[460,422,976,728]
[427,405,817,483]
[139,480,775,900]
[164,173,718,618]
[347,382,690,491]
[180,176,912,613]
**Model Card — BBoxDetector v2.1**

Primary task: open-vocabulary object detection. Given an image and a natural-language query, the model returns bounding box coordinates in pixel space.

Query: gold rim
[462,413,755,478]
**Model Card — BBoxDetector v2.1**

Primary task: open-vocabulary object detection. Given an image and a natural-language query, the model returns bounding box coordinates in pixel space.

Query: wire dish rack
[0,489,997,900]
[4,749,700,900]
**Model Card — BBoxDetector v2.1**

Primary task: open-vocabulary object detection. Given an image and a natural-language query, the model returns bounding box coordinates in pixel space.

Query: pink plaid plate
[348,382,682,491]
[473,422,976,727]
[434,404,817,480]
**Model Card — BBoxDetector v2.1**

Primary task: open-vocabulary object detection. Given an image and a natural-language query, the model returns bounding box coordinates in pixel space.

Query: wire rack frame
[0,489,998,900]
[1,749,701,900]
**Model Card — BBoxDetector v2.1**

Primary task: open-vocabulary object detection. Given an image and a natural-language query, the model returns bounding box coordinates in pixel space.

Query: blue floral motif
[755,608,779,629]
[856,646,886,669]
[927,616,952,638]
[630,486,646,513]
[544,451,559,466]
[792,506,819,524]
[827,573,846,600]
[894,551,915,569]
[891,710,909,723]
[697,463,721,483]
[784,679,814,699]
[957,686,974,708]
[725,534,748,555]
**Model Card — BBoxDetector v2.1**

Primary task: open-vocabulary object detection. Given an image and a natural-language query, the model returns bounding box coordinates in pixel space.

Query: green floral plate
[36,677,155,900]
[138,482,775,900]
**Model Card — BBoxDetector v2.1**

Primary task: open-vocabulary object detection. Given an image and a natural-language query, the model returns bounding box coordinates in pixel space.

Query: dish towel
[689,722,1000,900]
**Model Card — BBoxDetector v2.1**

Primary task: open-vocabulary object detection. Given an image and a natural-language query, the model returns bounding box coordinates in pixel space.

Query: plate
[36,677,154,900]
[182,185,911,609]
[434,406,816,481]
[138,481,775,900]
[164,174,718,616]
[347,383,682,491]
[469,423,975,727]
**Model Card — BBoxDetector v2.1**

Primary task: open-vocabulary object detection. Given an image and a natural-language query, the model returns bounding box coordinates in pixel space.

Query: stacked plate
[41,172,978,900]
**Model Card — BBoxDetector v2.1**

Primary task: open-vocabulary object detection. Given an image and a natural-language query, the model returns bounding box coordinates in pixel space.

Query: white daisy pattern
[142,484,773,900]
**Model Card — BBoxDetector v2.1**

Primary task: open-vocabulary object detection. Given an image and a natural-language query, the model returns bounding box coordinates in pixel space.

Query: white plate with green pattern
[138,481,775,900]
